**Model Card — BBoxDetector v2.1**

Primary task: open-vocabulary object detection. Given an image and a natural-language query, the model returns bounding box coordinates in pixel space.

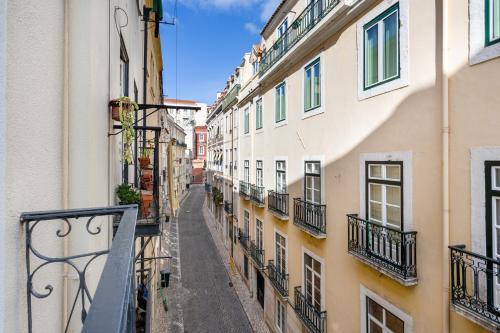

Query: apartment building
[192,126,208,184]
[208,0,500,332]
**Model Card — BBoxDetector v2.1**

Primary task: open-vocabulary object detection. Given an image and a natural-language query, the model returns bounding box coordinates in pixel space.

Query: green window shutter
[365,25,378,87]
[383,11,398,80]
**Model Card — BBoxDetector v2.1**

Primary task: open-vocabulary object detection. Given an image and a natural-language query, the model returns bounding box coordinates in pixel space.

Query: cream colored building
[209,0,500,332]
[0,0,168,332]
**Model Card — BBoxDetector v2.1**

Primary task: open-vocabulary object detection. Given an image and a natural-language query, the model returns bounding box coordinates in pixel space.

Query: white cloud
[259,0,281,22]
[244,22,260,34]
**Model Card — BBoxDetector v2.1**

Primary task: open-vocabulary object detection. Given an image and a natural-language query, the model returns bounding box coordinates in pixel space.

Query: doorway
[256,269,265,309]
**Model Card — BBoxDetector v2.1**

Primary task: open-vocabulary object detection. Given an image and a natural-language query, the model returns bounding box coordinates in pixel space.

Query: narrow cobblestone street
[165,185,253,333]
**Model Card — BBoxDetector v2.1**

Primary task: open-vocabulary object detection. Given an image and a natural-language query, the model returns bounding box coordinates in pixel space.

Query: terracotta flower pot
[139,157,150,169]
[141,194,153,218]
[109,100,130,122]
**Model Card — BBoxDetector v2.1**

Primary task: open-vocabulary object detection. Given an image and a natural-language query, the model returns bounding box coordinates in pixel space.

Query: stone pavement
[158,185,254,333]
[201,191,271,333]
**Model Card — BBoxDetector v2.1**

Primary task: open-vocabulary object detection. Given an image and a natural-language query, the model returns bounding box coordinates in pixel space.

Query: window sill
[255,127,264,134]
[302,106,324,120]
[274,119,288,128]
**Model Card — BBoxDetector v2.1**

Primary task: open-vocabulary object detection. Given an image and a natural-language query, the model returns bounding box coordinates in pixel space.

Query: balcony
[293,198,326,238]
[347,214,417,286]
[239,181,250,199]
[249,240,265,269]
[294,286,327,333]
[238,228,249,251]
[205,182,212,193]
[268,260,289,298]
[259,0,340,78]
[21,205,140,332]
[221,84,241,111]
[449,245,500,330]
[224,200,233,215]
[268,190,289,220]
[250,184,265,207]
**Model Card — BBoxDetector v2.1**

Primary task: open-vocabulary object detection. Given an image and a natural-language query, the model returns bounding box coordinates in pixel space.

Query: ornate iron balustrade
[224,200,233,215]
[268,190,289,217]
[294,286,327,333]
[238,228,249,251]
[293,198,326,237]
[347,214,417,285]
[21,205,139,333]
[250,184,265,206]
[259,0,340,77]
[205,183,212,192]
[268,260,289,297]
[221,84,241,111]
[249,240,265,269]
[449,245,500,327]
[239,181,250,198]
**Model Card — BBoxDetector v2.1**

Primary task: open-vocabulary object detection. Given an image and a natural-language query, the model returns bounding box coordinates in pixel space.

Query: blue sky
[160,0,280,104]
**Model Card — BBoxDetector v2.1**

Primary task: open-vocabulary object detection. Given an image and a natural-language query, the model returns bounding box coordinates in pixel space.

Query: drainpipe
[441,0,450,331]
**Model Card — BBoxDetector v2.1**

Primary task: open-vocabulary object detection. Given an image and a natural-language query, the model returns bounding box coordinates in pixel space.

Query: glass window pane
[369,320,383,333]
[493,0,500,39]
[365,25,379,86]
[386,310,405,333]
[495,167,500,188]
[387,206,401,227]
[370,184,382,202]
[386,186,401,206]
[305,69,312,110]
[313,260,321,273]
[496,198,500,226]
[383,11,398,79]
[370,202,382,221]
[314,62,321,108]
[367,298,383,321]
[369,164,382,178]
[496,228,500,256]
[386,165,401,180]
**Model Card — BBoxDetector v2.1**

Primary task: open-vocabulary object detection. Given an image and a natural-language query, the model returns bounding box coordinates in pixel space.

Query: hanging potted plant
[116,184,141,206]
[109,96,138,165]
[139,146,152,169]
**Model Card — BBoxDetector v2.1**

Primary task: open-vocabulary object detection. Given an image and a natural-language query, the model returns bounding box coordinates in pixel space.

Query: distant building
[192,126,207,184]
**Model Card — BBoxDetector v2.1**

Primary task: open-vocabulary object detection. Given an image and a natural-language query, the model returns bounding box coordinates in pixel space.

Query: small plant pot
[141,194,153,218]
[139,157,150,169]
[109,100,130,121]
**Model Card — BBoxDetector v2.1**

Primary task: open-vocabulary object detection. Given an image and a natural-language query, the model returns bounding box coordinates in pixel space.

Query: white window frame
[256,98,264,132]
[360,285,412,333]
[301,247,325,311]
[275,228,288,274]
[256,218,263,250]
[274,82,288,128]
[302,55,325,120]
[198,145,205,156]
[470,0,500,64]
[276,160,287,193]
[244,107,250,134]
[357,0,409,100]
[256,160,263,187]
[244,209,250,236]
[275,297,286,333]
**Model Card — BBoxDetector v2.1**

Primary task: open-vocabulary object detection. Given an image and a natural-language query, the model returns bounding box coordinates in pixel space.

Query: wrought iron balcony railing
[250,184,265,206]
[259,0,340,77]
[347,214,417,285]
[238,228,249,251]
[224,200,233,215]
[205,183,212,192]
[293,198,326,237]
[249,240,265,269]
[221,84,241,111]
[449,245,500,328]
[268,260,289,297]
[239,181,250,198]
[268,190,289,218]
[294,286,327,333]
[21,205,139,333]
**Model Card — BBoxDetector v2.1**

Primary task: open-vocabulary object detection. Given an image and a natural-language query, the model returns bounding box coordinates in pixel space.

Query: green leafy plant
[116,184,141,205]
[140,145,153,158]
[212,187,223,205]
[111,96,138,164]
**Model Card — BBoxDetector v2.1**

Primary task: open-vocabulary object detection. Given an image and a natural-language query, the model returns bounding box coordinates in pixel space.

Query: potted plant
[292,19,301,29]
[109,96,138,165]
[139,146,152,169]
[116,183,141,206]
[141,193,153,218]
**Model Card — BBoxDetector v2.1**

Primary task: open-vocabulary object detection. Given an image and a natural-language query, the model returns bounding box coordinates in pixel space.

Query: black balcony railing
[259,0,340,77]
[268,260,289,297]
[268,190,289,217]
[294,286,327,333]
[238,228,249,251]
[224,200,233,215]
[449,245,500,327]
[239,181,250,197]
[347,214,417,284]
[249,240,265,268]
[250,184,265,205]
[21,205,139,333]
[205,183,212,192]
[293,198,326,236]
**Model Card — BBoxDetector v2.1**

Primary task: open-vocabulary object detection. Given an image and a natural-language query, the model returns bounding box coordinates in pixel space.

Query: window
[256,218,263,250]
[277,18,288,38]
[486,162,500,307]
[366,162,403,229]
[276,161,287,193]
[304,58,321,111]
[256,98,263,130]
[275,83,286,123]
[120,36,129,97]
[363,3,399,89]
[198,133,205,141]
[244,160,250,182]
[367,297,404,333]
[277,19,288,53]
[275,232,286,274]
[244,255,249,279]
[198,146,205,155]
[256,160,263,186]
[305,162,321,204]
[244,210,250,236]
[252,61,260,75]
[276,298,286,333]
[244,107,250,134]
[487,0,500,45]
[304,252,322,311]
